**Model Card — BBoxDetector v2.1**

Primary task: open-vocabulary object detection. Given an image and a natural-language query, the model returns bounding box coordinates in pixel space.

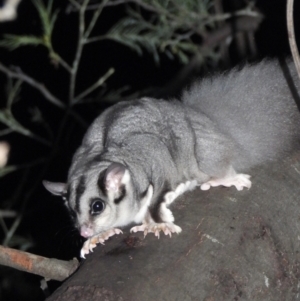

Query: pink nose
[80,225,94,238]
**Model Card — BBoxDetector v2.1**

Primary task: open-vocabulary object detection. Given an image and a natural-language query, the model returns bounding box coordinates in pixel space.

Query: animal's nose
[80,224,94,238]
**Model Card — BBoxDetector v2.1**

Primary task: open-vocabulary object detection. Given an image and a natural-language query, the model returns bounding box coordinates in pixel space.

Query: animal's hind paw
[201,173,251,191]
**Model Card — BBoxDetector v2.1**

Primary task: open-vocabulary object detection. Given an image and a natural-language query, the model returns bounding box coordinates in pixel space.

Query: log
[47,152,300,301]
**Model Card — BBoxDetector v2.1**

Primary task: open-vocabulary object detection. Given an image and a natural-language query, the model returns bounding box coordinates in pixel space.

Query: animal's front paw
[130,222,182,238]
[201,173,251,191]
[80,228,123,258]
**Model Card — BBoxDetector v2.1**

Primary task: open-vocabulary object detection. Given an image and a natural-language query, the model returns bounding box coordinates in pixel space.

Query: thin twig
[26,132,52,146]
[69,0,90,104]
[52,51,72,73]
[0,109,52,146]
[86,0,261,23]
[2,215,22,246]
[84,0,109,39]
[7,79,22,110]
[0,245,79,281]
[73,68,115,104]
[85,34,107,44]
[0,216,8,234]
[287,0,300,81]
[82,0,160,13]
[70,0,109,105]
[0,61,86,127]
[68,0,81,10]
[0,62,65,109]
[0,210,17,218]
[68,110,89,128]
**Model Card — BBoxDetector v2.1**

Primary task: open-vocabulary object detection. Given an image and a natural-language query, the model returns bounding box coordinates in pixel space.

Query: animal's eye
[91,199,105,215]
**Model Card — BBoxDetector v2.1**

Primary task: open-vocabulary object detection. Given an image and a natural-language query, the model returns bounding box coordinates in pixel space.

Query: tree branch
[0,245,79,281]
[73,67,115,104]
[0,62,65,109]
[0,62,88,128]
[69,0,90,104]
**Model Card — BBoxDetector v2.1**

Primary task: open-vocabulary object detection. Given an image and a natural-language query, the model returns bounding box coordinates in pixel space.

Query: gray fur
[182,59,300,171]
[44,59,300,240]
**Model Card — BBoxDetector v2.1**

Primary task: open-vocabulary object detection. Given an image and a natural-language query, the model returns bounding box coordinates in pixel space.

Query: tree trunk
[46,152,300,301]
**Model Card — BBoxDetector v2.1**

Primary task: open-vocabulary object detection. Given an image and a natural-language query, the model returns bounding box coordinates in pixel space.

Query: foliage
[0,0,60,62]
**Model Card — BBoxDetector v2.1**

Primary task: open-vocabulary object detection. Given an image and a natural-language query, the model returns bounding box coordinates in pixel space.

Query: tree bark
[0,246,79,281]
[46,152,300,301]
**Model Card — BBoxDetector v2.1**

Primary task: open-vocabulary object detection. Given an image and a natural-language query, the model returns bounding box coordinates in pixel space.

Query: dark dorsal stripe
[114,185,126,204]
[75,176,86,213]
[140,184,151,200]
[149,181,170,223]
[97,169,107,196]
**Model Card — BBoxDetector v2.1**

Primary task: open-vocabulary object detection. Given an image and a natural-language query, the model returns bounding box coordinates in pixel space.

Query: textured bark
[0,246,79,281]
[47,152,300,301]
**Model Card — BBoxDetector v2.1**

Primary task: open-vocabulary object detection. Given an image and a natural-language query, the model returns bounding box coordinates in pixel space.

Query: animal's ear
[104,163,128,192]
[43,180,67,196]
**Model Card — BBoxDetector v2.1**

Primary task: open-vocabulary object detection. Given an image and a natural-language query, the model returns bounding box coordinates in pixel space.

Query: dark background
[0,0,299,300]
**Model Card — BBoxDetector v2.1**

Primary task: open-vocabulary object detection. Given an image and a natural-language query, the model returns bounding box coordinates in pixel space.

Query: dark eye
[91,199,105,215]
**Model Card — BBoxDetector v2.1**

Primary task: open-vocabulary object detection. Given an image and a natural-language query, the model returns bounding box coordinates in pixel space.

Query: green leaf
[32,0,59,47]
[0,35,43,50]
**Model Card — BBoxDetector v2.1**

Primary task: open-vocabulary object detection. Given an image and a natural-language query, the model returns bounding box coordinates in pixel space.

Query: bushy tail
[182,59,300,169]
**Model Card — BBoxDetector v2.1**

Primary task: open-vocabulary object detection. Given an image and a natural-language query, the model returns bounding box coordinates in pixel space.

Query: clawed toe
[201,173,251,191]
[130,222,182,239]
[80,228,123,258]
